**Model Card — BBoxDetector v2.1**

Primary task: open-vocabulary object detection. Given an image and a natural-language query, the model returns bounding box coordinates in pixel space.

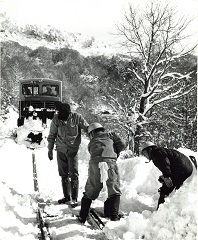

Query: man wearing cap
[47,102,89,207]
[77,122,126,223]
[141,141,193,209]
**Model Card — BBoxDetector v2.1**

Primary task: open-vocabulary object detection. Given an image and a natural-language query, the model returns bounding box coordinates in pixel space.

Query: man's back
[88,131,125,163]
[151,146,193,175]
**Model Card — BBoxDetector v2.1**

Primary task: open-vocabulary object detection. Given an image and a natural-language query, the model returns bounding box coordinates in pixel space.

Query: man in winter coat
[77,122,126,223]
[141,141,193,209]
[47,102,89,206]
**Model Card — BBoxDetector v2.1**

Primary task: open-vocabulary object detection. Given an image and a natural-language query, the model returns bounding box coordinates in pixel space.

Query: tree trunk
[134,125,141,156]
[128,130,134,154]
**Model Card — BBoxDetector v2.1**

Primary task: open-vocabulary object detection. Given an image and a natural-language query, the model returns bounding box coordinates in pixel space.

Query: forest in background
[0,7,197,152]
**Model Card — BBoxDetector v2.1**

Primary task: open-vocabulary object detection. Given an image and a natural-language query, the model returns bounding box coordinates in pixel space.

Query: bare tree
[115,0,197,154]
[102,86,137,153]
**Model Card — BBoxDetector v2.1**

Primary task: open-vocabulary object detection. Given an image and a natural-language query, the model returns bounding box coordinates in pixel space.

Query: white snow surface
[0,107,197,240]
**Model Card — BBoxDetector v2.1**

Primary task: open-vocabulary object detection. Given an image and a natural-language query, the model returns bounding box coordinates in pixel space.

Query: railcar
[18,78,62,126]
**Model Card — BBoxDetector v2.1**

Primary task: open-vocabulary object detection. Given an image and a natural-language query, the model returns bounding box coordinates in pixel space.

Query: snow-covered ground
[0,107,197,240]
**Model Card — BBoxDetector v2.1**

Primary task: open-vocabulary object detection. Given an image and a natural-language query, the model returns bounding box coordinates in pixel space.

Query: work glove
[157,194,165,210]
[158,186,169,195]
[48,150,53,160]
[158,175,173,188]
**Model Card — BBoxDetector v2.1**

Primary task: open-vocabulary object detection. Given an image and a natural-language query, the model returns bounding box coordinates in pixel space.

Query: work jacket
[47,113,89,153]
[150,146,193,185]
[88,131,125,163]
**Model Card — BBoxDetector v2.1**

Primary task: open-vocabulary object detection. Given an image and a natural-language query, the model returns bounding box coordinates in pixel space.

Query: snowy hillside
[0,108,197,239]
[0,22,122,57]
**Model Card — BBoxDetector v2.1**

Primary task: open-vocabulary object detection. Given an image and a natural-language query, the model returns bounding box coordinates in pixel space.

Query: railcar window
[22,84,32,95]
[22,84,39,95]
[33,86,39,95]
[42,85,59,96]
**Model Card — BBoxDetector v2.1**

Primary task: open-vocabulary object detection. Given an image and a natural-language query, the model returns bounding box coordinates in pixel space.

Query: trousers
[84,160,121,200]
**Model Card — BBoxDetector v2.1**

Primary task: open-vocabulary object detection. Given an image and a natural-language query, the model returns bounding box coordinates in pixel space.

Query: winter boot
[70,198,78,208]
[58,196,71,204]
[71,178,79,201]
[78,197,92,223]
[104,198,111,218]
[70,178,79,207]
[58,177,71,204]
[109,195,121,221]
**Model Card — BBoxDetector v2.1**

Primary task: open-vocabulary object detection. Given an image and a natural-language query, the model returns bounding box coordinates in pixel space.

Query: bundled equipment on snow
[27,132,43,144]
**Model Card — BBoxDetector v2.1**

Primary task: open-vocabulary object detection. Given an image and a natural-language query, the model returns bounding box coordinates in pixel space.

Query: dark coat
[150,146,193,187]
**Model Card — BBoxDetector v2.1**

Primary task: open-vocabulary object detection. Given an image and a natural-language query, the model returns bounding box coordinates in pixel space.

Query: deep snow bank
[103,156,197,240]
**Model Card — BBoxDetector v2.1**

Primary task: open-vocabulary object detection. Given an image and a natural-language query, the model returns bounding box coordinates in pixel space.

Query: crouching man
[77,123,126,223]
[141,142,194,209]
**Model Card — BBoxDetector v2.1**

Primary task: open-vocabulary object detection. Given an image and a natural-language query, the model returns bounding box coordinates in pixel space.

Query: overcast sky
[1,0,197,44]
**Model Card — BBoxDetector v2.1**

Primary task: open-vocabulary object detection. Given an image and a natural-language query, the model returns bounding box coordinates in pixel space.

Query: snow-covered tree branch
[116,0,197,154]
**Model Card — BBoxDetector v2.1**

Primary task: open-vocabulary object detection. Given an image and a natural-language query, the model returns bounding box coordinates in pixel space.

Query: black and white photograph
[0,0,197,239]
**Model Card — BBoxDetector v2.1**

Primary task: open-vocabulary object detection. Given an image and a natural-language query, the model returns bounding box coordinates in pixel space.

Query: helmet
[88,122,104,134]
[141,141,156,152]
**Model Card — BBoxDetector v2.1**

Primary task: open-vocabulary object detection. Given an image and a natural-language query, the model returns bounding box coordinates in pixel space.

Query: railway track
[30,147,105,240]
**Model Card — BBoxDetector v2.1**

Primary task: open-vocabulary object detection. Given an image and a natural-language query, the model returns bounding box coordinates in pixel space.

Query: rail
[31,148,51,240]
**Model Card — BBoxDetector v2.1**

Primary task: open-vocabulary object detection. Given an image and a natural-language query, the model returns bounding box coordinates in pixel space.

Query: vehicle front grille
[24,101,56,109]
[30,101,43,108]
[45,101,56,109]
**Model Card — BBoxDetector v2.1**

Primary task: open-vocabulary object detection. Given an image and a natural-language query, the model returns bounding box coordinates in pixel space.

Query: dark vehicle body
[18,78,62,126]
